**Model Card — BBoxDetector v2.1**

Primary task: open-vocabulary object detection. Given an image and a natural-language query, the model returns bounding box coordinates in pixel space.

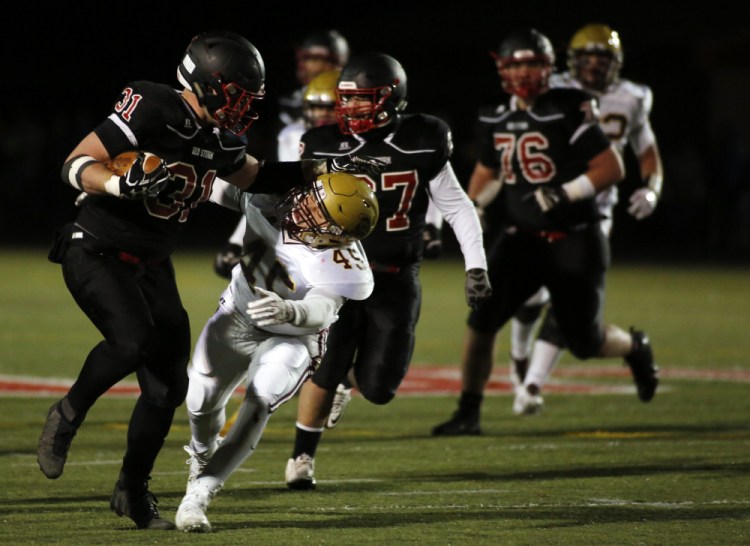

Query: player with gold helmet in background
[278,69,341,161]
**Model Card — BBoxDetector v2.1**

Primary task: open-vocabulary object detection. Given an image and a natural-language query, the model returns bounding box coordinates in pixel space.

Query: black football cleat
[37,398,80,479]
[431,411,481,436]
[110,474,175,530]
[625,328,659,402]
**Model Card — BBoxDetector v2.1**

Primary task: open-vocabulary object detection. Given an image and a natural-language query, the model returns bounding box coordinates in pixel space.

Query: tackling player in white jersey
[509,23,665,415]
[175,172,378,532]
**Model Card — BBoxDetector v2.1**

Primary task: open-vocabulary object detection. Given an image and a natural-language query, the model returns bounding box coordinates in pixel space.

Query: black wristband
[249,161,306,195]
[62,154,98,191]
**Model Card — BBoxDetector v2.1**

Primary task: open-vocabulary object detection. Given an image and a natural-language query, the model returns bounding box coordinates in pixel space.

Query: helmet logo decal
[177,31,266,135]
[511,49,536,60]
[182,54,196,74]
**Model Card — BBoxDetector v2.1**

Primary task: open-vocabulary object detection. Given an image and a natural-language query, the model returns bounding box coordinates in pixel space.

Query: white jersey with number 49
[212,182,374,336]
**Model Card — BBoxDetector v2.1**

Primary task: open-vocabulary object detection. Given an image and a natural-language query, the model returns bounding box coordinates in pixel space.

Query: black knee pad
[515,303,545,324]
[566,325,603,360]
[537,310,568,348]
[139,361,189,409]
[357,384,395,406]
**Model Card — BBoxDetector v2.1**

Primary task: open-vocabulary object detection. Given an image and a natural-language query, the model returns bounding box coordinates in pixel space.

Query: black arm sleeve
[247,161,310,195]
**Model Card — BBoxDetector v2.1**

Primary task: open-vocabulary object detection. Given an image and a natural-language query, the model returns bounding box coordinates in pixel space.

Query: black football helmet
[177,30,266,135]
[298,29,350,66]
[493,28,555,100]
[335,52,408,135]
[296,29,350,85]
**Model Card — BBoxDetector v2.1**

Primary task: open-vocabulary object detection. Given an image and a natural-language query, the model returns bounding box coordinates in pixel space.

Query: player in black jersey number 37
[283,52,492,490]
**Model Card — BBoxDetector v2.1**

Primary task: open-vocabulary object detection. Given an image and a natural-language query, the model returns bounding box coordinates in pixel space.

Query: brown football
[105,151,163,176]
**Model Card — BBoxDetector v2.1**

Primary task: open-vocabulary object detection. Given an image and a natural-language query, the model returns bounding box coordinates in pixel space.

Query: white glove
[246,287,295,326]
[628,188,658,220]
[530,186,569,213]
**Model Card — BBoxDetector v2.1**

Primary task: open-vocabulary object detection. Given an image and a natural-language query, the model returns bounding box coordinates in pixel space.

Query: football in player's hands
[104,151,170,200]
[106,151,159,176]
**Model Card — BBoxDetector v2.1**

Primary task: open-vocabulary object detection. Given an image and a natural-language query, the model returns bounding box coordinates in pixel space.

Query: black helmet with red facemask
[493,28,555,100]
[334,52,408,135]
[177,30,266,136]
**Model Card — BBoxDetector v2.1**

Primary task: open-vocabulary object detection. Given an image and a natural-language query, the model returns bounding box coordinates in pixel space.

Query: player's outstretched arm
[246,287,343,329]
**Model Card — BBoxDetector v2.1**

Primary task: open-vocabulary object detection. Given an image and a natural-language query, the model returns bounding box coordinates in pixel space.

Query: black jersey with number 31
[75,80,248,260]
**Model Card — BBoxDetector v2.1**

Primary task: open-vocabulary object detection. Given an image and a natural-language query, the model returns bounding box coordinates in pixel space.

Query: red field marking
[2,365,749,398]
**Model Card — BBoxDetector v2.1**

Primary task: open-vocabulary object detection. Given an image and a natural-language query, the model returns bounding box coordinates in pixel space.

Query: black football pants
[469,225,609,359]
[312,264,421,405]
[61,244,190,481]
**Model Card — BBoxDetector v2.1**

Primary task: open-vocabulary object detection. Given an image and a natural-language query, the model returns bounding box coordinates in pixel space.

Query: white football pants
[185,297,318,483]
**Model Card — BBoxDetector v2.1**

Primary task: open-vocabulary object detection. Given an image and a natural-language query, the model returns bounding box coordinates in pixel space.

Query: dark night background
[3,1,748,263]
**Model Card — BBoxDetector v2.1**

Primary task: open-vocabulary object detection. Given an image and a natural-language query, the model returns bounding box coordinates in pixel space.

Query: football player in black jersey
[507,23,666,416]
[37,30,382,530]
[284,52,492,489]
[432,28,659,436]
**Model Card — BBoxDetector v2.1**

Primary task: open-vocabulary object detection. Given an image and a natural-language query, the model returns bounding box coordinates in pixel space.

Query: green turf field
[1,248,749,544]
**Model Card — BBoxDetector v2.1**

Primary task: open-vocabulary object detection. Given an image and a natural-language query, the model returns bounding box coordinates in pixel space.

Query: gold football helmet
[277,172,379,249]
[302,70,340,129]
[567,23,623,91]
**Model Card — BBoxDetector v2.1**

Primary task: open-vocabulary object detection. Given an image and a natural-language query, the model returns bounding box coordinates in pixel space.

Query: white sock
[510,318,536,360]
[524,339,564,389]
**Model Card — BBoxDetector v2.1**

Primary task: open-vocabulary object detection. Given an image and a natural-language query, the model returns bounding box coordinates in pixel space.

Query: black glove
[528,186,570,214]
[327,154,387,178]
[465,268,492,309]
[422,223,442,259]
[106,153,170,200]
[214,243,242,279]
